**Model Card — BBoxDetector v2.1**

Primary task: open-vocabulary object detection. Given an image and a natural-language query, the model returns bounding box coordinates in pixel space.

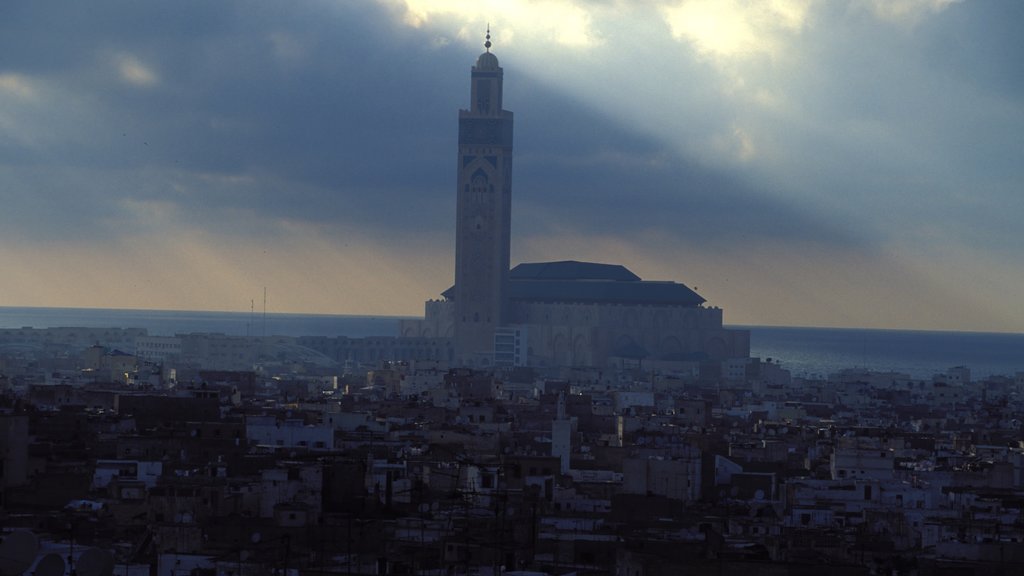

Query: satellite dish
[76,549,114,576]
[0,531,39,576]
[34,554,65,576]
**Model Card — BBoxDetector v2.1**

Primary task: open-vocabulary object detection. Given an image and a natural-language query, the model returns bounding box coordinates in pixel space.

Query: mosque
[400,32,749,368]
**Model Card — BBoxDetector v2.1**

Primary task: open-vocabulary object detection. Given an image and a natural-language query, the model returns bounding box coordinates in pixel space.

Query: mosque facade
[400,35,749,368]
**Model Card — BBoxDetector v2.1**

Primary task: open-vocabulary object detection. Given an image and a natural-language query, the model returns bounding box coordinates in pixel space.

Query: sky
[1,0,1022,332]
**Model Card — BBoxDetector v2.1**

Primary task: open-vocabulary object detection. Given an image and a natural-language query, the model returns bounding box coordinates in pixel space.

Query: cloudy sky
[1,0,1022,332]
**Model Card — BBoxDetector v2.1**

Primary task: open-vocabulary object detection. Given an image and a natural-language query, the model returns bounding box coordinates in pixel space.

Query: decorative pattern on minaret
[454,29,513,364]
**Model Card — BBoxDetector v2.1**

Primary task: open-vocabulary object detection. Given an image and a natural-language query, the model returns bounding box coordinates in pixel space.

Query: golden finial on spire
[485,24,492,52]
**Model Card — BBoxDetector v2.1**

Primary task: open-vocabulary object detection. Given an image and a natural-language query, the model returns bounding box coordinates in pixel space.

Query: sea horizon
[1,306,1021,380]
[2,304,1020,336]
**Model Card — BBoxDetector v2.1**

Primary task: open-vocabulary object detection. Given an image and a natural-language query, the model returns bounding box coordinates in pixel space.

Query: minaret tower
[453,27,514,365]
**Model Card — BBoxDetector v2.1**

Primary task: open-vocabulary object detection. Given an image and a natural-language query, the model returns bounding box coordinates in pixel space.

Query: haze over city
[1,0,1021,333]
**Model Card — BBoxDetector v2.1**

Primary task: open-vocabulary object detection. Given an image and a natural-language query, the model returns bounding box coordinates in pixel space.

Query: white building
[830,437,895,481]
[246,416,333,450]
[135,336,183,363]
[494,325,527,367]
[92,460,163,489]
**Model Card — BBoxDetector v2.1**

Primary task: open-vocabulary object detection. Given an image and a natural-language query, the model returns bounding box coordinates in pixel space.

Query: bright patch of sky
[379,0,1024,331]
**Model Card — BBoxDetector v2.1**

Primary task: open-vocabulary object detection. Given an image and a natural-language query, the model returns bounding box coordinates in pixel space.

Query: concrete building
[245,416,333,451]
[622,454,702,503]
[92,460,163,489]
[493,325,527,367]
[401,34,749,368]
[135,336,183,363]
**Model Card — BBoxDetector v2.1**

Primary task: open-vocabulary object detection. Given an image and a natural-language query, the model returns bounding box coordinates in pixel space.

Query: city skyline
[1,1,1022,333]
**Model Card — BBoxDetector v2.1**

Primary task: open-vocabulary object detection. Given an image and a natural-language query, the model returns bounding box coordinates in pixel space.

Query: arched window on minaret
[471,171,489,203]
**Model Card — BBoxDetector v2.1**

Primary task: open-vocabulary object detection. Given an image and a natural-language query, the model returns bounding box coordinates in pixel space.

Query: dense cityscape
[2,324,1024,576]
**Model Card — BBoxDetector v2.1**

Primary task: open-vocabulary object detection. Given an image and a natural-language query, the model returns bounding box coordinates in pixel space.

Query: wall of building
[513,302,749,367]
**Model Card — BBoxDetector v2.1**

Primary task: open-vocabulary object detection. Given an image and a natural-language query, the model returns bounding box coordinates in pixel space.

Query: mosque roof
[442,260,706,307]
[508,277,705,306]
[510,260,640,281]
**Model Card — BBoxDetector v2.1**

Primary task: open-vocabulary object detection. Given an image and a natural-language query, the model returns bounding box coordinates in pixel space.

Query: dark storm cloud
[1,1,462,239]
[0,0,849,253]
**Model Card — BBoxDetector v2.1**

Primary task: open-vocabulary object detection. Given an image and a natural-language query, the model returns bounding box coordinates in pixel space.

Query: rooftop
[444,260,705,307]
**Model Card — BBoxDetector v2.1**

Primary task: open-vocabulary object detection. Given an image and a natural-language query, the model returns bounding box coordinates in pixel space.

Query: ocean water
[744,325,1024,380]
[1,307,1021,380]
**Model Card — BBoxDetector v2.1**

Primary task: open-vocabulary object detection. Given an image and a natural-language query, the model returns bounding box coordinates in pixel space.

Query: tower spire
[456,24,512,365]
